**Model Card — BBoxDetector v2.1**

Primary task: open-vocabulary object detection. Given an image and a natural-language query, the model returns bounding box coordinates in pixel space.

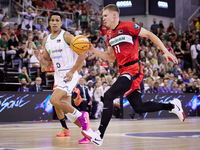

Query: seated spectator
[93,80,104,118]
[79,10,89,29]
[18,66,32,84]
[17,29,27,44]
[43,0,55,10]
[96,41,104,52]
[8,33,19,51]
[26,36,36,50]
[91,31,103,44]
[13,23,19,35]
[86,23,95,35]
[169,81,180,93]
[167,22,176,35]
[27,41,34,56]
[158,78,170,93]
[75,25,82,36]
[86,52,97,67]
[93,60,107,75]
[186,80,199,94]
[87,80,94,98]
[35,19,47,31]
[174,41,184,69]
[178,84,184,93]
[40,25,48,38]
[18,78,29,92]
[1,16,9,28]
[74,78,97,119]
[144,77,154,92]
[30,44,42,77]
[144,63,153,76]
[182,73,190,87]
[146,81,159,93]
[106,62,115,76]
[24,0,32,8]
[13,43,28,72]
[189,72,195,84]
[29,77,43,92]
[152,70,160,81]
[0,33,8,63]
[172,64,181,78]
[80,66,89,78]
[0,9,3,21]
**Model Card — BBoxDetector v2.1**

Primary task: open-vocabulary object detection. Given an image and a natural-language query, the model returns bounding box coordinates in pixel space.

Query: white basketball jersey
[45,30,78,77]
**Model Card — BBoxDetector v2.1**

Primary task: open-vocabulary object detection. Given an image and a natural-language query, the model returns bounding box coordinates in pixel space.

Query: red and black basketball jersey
[106,21,141,67]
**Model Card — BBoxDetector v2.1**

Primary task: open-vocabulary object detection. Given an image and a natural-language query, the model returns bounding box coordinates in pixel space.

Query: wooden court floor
[0,117,200,150]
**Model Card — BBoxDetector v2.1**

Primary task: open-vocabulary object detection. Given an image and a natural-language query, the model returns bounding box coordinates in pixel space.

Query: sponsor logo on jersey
[110,37,125,45]
[52,49,63,53]
[48,49,51,54]
[134,24,139,30]
[118,29,123,34]
[51,55,62,59]
[57,39,61,43]
[109,35,134,46]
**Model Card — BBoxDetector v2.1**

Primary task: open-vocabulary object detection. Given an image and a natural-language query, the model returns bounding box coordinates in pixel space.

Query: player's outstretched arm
[139,27,178,64]
[35,36,50,67]
[88,43,116,62]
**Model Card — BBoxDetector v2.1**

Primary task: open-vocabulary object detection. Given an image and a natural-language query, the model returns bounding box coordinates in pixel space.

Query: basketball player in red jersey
[82,4,185,146]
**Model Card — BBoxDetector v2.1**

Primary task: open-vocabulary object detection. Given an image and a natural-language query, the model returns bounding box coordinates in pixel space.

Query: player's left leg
[127,89,185,122]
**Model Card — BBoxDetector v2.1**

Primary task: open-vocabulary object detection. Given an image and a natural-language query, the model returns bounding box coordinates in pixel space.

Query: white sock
[72,108,82,118]
[66,109,82,123]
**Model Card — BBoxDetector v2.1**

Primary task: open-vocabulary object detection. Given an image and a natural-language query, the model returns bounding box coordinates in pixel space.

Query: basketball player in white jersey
[35,12,90,143]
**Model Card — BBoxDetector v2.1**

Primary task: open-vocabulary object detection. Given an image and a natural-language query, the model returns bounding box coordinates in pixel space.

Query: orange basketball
[70,35,90,54]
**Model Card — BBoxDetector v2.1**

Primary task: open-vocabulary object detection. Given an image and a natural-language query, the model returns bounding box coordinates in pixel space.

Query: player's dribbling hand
[63,71,73,82]
[87,42,95,53]
[165,52,178,64]
[34,50,43,61]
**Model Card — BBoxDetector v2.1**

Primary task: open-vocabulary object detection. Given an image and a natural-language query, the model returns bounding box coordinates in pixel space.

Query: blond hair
[103,4,120,14]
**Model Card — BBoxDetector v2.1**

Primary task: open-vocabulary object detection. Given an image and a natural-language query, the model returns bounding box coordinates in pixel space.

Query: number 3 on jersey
[114,45,120,53]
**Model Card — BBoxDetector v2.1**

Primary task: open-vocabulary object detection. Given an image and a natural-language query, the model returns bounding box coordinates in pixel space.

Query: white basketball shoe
[81,128,103,146]
[169,98,185,122]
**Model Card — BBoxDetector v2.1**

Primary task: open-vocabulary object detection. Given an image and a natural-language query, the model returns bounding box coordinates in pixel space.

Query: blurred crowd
[0,0,200,115]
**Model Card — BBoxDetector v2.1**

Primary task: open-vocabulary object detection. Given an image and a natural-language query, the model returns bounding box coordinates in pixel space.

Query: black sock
[162,103,174,111]
[59,117,68,129]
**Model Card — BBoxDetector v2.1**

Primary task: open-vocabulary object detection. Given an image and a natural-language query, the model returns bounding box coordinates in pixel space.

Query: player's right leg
[82,74,133,146]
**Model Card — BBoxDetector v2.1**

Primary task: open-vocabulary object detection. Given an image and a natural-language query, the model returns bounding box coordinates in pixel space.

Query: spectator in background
[40,25,48,38]
[0,9,3,22]
[183,42,192,70]
[106,62,115,76]
[96,5,103,15]
[18,78,29,92]
[29,77,43,92]
[87,80,94,98]
[99,20,107,41]
[13,23,19,35]
[91,31,103,44]
[18,66,32,84]
[174,41,184,69]
[79,10,89,29]
[158,78,170,93]
[35,19,47,31]
[27,41,34,56]
[182,73,190,87]
[86,23,95,35]
[191,39,200,69]
[169,81,180,93]
[159,20,165,33]
[8,33,19,51]
[1,16,9,28]
[62,14,73,29]
[86,68,96,83]
[26,36,36,50]
[172,64,181,78]
[15,5,44,32]
[167,22,176,35]
[30,44,41,77]
[75,78,97,119]
[75,25,82,36]
[17,29,27,44]
[94,60,107,75]
[146,81,159,93]
[80,66,89,78]
[0,33,8,63]
[43,0,55,10]
[150,18,159,34]
[186,80,199,94]
[24,0,32,8]
[96,41,104,52]
[166,41,175,62]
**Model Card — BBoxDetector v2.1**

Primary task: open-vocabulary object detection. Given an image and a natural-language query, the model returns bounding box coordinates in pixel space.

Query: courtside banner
[0,92,53,122]
[122,93,200,119]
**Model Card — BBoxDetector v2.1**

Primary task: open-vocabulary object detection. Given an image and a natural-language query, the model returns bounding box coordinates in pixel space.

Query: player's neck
[51,29,61,38]
[110,20,120,30]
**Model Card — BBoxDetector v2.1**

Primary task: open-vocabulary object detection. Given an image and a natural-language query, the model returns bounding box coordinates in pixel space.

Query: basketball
[70,35,90,54]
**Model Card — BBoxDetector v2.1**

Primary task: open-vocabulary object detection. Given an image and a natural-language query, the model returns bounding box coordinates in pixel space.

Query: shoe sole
[56,134,71,137]
[83,112,90,131]
[81,130,92,141]
[78,140,90,144]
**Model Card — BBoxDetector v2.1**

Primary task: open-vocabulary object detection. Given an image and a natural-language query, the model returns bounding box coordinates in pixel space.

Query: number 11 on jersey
[114,45,120,53]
